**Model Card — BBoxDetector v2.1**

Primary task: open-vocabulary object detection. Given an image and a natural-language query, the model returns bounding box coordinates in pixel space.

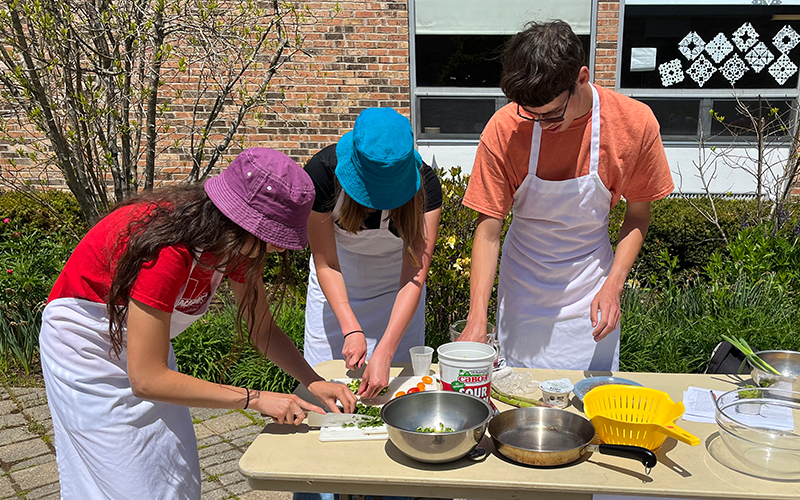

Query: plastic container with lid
[539,379,574,408]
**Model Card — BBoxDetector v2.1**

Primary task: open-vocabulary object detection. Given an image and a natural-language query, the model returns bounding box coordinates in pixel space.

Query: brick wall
[0,0,413,189]
[593,0,620,89]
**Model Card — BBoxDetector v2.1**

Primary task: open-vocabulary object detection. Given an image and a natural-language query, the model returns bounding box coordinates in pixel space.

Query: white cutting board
[318,375,436,442]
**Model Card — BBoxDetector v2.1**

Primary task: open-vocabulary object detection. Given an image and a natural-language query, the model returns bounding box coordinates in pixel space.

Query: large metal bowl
[714,388,800,479]
[380,391,493,463]
[749,350,800,392]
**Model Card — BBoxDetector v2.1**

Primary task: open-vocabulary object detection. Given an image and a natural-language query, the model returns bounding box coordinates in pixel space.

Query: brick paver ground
[0,386,291,500]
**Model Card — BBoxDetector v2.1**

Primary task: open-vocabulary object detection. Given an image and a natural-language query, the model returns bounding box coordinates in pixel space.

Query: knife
[305,412,375,429]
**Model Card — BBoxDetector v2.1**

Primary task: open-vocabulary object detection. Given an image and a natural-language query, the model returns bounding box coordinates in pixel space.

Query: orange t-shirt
[463,85,674,219]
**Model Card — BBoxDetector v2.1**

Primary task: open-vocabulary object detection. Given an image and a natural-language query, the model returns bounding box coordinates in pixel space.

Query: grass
[620,274,800,373]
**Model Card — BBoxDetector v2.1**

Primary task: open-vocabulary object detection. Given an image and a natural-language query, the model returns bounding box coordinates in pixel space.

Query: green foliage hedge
[2,181,800,384]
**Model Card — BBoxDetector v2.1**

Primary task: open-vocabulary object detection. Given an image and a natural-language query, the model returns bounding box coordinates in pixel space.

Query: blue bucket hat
[335,108,422,210]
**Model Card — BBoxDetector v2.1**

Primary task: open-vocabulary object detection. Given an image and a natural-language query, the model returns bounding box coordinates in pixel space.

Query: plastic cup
[449,319,496,343]
[409,346,434,376]
[450,320,499,366]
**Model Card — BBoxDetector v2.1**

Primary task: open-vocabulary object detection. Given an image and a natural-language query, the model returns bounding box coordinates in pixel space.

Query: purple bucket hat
[205,148,315,250]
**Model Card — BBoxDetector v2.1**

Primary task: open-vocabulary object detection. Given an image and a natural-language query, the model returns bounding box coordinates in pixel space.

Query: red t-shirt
[48,204,246,314]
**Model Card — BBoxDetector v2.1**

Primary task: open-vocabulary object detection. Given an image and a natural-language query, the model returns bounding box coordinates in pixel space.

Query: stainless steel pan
[489,407,657,473]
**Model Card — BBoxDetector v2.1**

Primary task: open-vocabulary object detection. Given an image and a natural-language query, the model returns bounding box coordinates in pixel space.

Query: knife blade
[305,412,372,429]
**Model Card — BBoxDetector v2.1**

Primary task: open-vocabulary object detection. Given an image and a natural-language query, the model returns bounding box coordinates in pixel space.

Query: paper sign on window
[631,48,657,72]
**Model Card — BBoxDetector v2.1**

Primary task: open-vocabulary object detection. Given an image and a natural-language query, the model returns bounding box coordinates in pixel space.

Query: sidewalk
[0,385,290,500]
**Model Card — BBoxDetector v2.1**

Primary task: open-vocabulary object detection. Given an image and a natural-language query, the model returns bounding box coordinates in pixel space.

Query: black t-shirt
[305,144,443,236]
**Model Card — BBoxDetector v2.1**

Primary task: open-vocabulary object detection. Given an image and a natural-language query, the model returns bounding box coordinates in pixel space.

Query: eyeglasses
[516,87,573,123]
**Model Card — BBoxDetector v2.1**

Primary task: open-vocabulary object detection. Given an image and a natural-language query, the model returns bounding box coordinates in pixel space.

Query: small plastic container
[539,379,574,408]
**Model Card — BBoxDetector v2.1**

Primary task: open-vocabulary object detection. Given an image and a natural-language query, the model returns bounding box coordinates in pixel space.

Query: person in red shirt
[39,148,356,500]
[458,21,674,370]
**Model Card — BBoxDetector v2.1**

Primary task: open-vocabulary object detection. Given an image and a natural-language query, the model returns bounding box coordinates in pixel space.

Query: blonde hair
[337,181,426,267]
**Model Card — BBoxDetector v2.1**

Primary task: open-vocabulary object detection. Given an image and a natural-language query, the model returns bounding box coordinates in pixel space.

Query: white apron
[40,262,223,500]
[304,193,425,368]
[497,83,620,371]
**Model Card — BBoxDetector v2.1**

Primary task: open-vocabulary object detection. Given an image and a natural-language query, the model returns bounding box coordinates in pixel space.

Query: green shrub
[611,197,757,284]
[0,190,87,236]
[0,193,82,373]
[172,297,306,393]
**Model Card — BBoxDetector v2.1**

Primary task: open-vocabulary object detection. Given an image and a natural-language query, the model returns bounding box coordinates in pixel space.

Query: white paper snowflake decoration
[686,54,717,87]
[732,23,759,52]
[705,33,734,64]
[768,53,798,85]
[772,25,800,54]
[745,41,775,73]
[721,54,748,84]
[659,59,685,87]
[678,32,706,61]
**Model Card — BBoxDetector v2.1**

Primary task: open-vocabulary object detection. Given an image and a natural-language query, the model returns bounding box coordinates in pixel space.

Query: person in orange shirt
[457,21,674,370]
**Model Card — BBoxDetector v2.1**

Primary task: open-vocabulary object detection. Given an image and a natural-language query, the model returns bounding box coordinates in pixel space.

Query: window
[412,0,593,141]
[640,97,796,142]
[620,0,800,144]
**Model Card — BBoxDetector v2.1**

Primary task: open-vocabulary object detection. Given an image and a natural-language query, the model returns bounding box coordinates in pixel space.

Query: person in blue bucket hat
[303,107,443,398]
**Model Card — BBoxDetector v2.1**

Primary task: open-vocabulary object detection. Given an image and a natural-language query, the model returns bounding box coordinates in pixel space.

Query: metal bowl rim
[380,390,494,435]
[749,350,800,373]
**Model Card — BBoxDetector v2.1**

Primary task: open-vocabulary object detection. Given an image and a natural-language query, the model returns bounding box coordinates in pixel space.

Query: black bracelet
[243,388,250,410]
[343,329,364,340]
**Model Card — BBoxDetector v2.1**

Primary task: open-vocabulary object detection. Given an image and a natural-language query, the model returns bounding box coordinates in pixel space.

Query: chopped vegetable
[346,379,389,396]
[739,384,761,399]
[721,335,783,377]
[416,422,455,433]
[421,376,433,385]
[342,403,384,429]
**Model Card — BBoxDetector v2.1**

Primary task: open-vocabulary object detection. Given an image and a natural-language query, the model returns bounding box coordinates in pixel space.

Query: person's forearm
[131,364,255,409]
[467,215,503,325]
[605,205,650,292]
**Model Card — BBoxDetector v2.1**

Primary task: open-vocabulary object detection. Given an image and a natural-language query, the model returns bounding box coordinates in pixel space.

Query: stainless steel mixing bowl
[749,350,800,392]
[380,391,493,463]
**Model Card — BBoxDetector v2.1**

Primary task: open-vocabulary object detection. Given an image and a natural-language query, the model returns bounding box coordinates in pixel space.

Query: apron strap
[588,83,601,176]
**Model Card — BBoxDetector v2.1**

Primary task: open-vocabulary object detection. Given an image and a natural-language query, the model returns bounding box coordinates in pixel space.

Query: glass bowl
[714,388,800,478]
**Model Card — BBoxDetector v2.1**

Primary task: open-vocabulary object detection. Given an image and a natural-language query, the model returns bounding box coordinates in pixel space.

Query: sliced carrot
[395,391,406,398]
[416,382,426,391]
[421,376,433,385]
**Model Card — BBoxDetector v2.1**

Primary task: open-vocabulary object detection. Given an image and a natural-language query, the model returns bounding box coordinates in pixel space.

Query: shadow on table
[383,435,492,471]
[654,438,692,478]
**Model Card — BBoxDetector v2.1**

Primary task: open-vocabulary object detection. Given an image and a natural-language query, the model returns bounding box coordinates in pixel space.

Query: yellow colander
[583,385,700,450]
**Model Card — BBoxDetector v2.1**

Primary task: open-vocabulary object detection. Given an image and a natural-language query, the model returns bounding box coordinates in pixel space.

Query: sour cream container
[539,378,574,408]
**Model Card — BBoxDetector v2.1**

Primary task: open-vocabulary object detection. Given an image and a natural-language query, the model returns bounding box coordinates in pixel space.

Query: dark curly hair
[106,182,287,359]
[500,20,586,108]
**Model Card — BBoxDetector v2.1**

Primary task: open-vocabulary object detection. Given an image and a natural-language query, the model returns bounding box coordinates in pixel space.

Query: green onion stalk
[721,335,782,376]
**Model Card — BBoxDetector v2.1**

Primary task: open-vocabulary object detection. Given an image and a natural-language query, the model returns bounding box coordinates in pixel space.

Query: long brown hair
[336,179,427,267]
[106,183,273,359]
